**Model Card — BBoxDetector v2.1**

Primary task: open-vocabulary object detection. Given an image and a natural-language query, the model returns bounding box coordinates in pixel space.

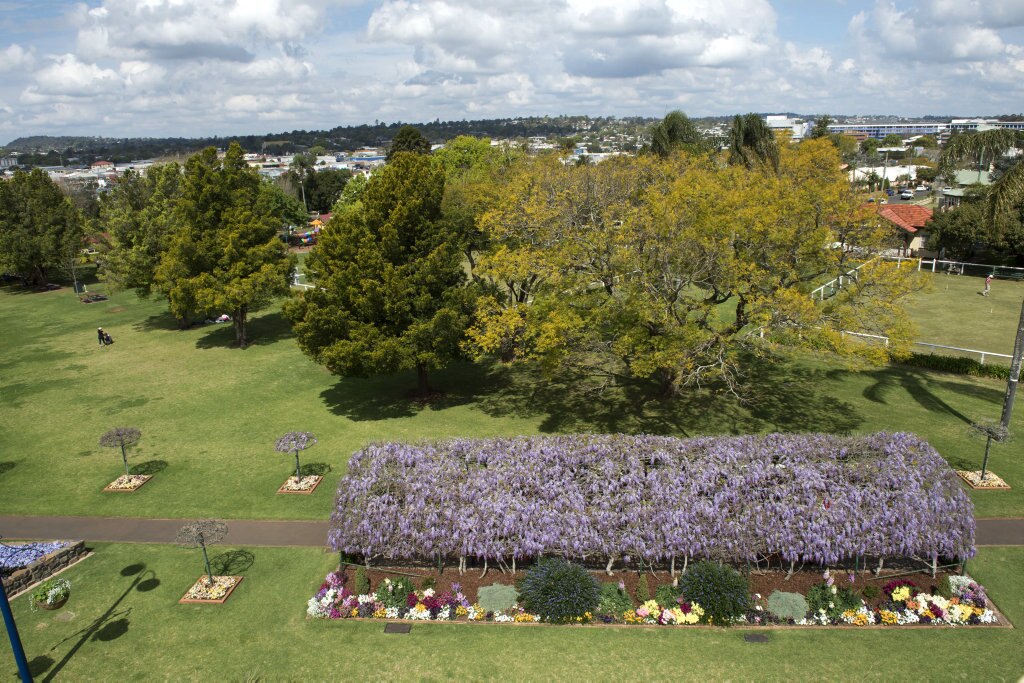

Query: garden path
[0,515,1022,546]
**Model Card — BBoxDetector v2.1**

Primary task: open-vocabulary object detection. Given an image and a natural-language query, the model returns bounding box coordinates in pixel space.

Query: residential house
[879,204,934,257]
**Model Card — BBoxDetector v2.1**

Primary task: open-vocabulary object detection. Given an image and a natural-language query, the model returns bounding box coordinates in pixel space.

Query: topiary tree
[176,520,229,586]
[678,561,751,626]
[477,583,519,613]
[767,590,809,622]
[274,431,317,481]
[518,557,600,623]
[99,427,142,477]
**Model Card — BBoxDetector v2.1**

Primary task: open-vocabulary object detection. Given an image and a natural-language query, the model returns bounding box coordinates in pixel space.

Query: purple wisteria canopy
[328,432,975,566]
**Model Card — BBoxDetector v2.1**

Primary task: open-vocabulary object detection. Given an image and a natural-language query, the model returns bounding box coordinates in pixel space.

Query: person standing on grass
[984,274,993,296]
[97,327,105,346]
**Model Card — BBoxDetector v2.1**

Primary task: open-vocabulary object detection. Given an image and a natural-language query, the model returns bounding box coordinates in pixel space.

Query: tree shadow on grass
[129,460,168,475]
[472,357,864,437]
[320,363,499,421]
[132,310,182,332]
[194,311,294,350]
[210,549,255,575]
[860,366,985,426]
[0,461,15,477]
[299,462,331,476]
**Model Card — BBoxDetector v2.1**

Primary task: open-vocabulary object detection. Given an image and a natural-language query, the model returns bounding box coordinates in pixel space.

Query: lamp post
[1,577,32,682]
[999,296,1024,432]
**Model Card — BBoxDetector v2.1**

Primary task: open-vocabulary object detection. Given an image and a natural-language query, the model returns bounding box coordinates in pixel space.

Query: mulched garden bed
[102,474,152,492]
[309,562,1005,628]
[277,475,323,494]
[179,575,243,604]
[956,470,1011,490]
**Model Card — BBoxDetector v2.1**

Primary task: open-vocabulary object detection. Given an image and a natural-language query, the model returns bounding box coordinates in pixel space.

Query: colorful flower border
[306,570,1003,628]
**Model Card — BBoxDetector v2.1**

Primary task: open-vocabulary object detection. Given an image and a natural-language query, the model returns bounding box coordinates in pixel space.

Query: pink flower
[636,607,649,618]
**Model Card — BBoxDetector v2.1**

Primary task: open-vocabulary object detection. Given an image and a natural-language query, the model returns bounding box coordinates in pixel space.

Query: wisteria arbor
[328,433,975,575]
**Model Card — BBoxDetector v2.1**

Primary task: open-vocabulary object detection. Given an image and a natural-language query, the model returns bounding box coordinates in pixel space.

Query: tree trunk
[295,451,302,481]
[122,444,129,477]
[416,363,431,397]
[177,316,191,330]
[657,367,678,397]
[202,543,214,586]
[234,306,248,348]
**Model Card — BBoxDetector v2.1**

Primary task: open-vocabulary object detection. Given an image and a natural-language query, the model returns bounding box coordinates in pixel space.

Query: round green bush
[518,557,600,623]
[678,561,750,625]
[767,590,808,622]
[478,583,520,613]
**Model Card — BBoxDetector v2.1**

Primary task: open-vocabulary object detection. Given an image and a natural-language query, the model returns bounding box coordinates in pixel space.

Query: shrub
[636,575,650,603]
[354,566,370,595]
[767,591,808,622]
[806,583,860,618]
[897,352,1010,380]
[678,561,750,625]
[597,582,634,616]
[518,557,600,623]
[655,583,682,608]
[860,584,881,601]
[478,583,519,613]
[374,576,414,609]
[936,576,953,599]
[419,575,436,592]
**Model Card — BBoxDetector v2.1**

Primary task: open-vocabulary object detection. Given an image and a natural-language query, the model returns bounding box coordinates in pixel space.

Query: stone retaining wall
[1,541,86,596]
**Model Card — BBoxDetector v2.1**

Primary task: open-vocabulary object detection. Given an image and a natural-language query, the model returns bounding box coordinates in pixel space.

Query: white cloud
[32,54,122,97]
[0,43,34,72]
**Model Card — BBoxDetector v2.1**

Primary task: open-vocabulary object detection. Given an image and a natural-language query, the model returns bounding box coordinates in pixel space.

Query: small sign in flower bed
[277,475,323,495]
[179,576,243,604]
[102,474,152,492]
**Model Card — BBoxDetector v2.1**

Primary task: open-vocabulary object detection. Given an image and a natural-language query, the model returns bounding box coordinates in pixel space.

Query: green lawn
[2,543,1022,680]
[906,272,1024,360]
[0,279,1022,520]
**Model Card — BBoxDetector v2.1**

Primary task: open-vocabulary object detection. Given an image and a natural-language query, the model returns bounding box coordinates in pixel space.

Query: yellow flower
[455,606,468,618]
[879,610,899,625]
[414,603,428,613]
[373,608,388,619]
[892,586,911,602]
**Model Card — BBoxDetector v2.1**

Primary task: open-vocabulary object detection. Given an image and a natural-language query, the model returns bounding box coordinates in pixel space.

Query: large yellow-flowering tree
[467,140,919,394]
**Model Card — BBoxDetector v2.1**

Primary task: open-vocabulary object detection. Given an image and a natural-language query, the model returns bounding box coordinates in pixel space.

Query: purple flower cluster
[328,432,975,566]
[0,541,68,573]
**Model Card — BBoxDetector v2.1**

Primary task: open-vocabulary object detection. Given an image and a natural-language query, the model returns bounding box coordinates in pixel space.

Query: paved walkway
[1,515,1023,547]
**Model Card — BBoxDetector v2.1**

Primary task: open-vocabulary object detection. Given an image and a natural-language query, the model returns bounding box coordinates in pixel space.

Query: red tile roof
[878,204,932,234]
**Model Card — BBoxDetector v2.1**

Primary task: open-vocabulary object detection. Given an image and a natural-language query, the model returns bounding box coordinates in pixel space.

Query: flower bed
[329,432,975,568]
[103,474,152,492]
[306,567,1000,627]
[0,541,68,577]
[956,470,1010,490]
[1,541,87,597]
[179,575,243,604]
[277,475,323,495]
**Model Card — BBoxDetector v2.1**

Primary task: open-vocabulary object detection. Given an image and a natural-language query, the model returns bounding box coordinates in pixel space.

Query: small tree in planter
[176,520,229,587]
[274,431,317,482]
[99,427,142,477]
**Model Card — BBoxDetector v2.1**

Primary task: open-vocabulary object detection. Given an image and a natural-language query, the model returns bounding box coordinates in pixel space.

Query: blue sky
[1,0,1023,143]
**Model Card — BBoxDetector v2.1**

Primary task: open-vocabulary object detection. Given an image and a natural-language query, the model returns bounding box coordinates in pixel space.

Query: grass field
[2,543,1022,680]
[0,277,1021,520]
[906,272,1024,360]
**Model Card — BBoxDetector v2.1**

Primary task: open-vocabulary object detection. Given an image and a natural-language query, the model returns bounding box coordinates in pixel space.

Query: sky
[1,0,1023,143]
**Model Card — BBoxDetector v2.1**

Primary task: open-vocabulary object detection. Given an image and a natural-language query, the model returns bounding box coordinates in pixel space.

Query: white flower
[830,586,837,595]
[755,606,763,611]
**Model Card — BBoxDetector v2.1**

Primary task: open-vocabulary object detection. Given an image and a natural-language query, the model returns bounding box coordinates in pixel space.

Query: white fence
[810,255,917,301]
[917,257,1024,277]
[838,330,1011,365]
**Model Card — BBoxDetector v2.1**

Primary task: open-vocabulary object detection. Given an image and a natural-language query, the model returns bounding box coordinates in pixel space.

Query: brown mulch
[339,562,961,609]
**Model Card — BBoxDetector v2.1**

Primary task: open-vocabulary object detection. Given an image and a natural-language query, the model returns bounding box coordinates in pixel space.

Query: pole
[980,435,993,482]
[0,578,32,683]
[999,296,1024,431]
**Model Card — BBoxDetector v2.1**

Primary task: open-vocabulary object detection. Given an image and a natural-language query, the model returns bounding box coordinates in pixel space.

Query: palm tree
[940,128,1024,218]
[727,113,779,173]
